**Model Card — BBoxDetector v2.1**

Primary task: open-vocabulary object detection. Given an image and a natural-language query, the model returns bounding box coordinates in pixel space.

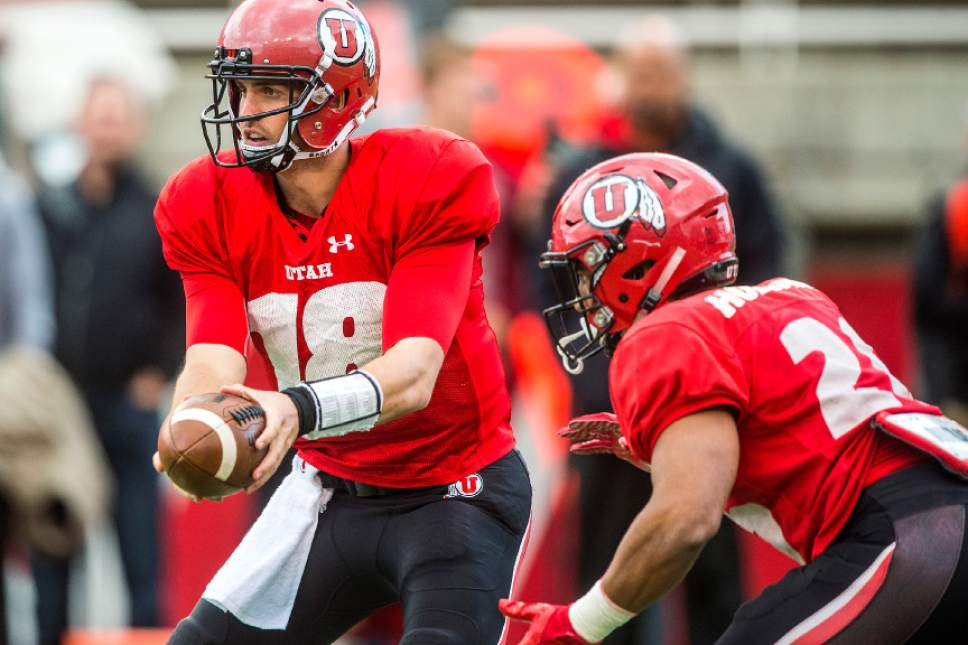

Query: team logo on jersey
[328,234,355,253]
[317,8,377,79]
[445,473,484,499]
[581,174,666,236]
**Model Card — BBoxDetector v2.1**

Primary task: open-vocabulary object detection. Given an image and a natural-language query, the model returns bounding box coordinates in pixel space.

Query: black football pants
[719,463,968,644]
[169,449,532,645]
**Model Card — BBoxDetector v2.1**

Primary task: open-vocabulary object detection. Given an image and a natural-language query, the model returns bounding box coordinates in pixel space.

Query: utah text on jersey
[286,263,334,281]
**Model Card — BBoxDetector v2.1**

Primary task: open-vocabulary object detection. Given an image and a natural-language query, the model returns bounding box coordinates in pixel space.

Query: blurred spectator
[0,348,113,645]
[418,33,524,342]
[0,146,53,645]
[0,152,54,351]
[529,17,786,645]
[0,137,111,645]
[391,0,453,35]
[420,33,477,141]
[33,76,182,643]
[913,123,968,425]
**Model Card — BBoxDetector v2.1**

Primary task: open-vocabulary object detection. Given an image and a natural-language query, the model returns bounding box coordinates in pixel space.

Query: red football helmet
[540,153,738,373]
[201,0,380,172]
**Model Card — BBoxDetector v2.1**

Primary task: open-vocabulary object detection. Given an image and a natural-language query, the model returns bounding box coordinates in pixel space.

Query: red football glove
[557,412,649,471]
[498,599,595,645]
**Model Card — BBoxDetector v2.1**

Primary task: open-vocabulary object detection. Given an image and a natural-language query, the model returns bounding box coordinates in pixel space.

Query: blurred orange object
[63,629,171,645]
[471,26,609,177]
[506,311,572,464]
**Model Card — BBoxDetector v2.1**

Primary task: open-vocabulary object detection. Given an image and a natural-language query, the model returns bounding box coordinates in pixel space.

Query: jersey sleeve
[381,137,499,353]
[611,323,749,460]
[382,239,475,353]
[154,161,232,278]
[394,138,500,258]
[154,162,248,353]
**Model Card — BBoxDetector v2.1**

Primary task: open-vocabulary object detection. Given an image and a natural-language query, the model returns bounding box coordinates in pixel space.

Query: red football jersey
[611,278,936,563]
[155,127,515,487]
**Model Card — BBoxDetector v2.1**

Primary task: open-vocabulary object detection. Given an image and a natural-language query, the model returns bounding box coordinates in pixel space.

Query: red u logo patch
[447,473,484,498]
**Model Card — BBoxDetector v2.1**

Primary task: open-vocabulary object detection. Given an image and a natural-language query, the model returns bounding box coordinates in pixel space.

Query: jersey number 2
[780,316,911,439]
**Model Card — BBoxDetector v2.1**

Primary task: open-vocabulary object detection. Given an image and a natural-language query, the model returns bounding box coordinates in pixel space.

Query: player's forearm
[600,500,720,614]
[363,337,444,423]
[281,337,444,439]
[169,368,232,413]
[168,344,247,414]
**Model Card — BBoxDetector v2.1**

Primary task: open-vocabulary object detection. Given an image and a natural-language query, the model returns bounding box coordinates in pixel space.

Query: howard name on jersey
[155,127,514,487]
[611,278,936,563]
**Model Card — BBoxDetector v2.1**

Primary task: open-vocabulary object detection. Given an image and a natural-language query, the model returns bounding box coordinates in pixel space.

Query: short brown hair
[419,31,470,89]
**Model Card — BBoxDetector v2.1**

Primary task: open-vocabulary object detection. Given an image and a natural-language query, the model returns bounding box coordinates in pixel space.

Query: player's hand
[220,384,299,493]
[498,599,595,644]
[557,413,649,471]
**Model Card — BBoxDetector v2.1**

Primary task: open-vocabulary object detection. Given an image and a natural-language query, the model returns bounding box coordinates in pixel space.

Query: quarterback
[153,0,530,643]
[502,153,968,643]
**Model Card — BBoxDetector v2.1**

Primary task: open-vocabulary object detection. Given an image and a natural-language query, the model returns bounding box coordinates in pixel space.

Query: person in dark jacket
[531,18,785,645]
[913,171,968,425]
[34,76,183,645]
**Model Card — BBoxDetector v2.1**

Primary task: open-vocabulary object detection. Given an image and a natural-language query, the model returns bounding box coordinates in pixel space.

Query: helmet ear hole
[330,89,349,111]
[622,259,655,281]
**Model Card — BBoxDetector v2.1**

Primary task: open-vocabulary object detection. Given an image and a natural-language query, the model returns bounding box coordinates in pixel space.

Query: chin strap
[275,97,378,173]
[641,246,686,312]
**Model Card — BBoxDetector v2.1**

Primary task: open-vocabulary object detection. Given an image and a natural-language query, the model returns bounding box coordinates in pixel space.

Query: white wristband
[300,370,383,439]
[568,580,635,643]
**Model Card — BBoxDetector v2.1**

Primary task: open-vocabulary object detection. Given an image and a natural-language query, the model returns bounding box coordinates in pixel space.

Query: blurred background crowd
[1,0,967,644]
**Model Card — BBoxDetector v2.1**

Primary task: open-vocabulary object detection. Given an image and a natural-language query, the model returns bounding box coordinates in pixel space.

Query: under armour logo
[328,234,355,253]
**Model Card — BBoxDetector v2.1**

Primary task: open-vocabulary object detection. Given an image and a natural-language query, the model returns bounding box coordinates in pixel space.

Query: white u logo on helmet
[581,174,666,234]
[318,8,376,78]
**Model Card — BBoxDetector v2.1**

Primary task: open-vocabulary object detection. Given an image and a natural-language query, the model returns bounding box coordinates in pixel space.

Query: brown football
[158,393,268,500]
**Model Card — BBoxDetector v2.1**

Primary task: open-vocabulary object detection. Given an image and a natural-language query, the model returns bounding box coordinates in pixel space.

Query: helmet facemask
[540,237,624,375]
[201,47,331,173]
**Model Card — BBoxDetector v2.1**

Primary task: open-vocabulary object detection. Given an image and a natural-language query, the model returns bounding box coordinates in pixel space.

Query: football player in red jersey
[501,153,968,644]
[153,1,531,643]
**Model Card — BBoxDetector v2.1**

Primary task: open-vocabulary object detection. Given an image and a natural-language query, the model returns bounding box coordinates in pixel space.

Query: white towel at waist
[203,454,333,630]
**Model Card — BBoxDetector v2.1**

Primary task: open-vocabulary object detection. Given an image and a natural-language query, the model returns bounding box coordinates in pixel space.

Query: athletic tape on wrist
[296,370,383,439]
[568,580,635,643]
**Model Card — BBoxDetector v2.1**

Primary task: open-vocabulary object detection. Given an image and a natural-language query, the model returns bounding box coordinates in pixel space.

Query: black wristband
[282,385,317,437]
